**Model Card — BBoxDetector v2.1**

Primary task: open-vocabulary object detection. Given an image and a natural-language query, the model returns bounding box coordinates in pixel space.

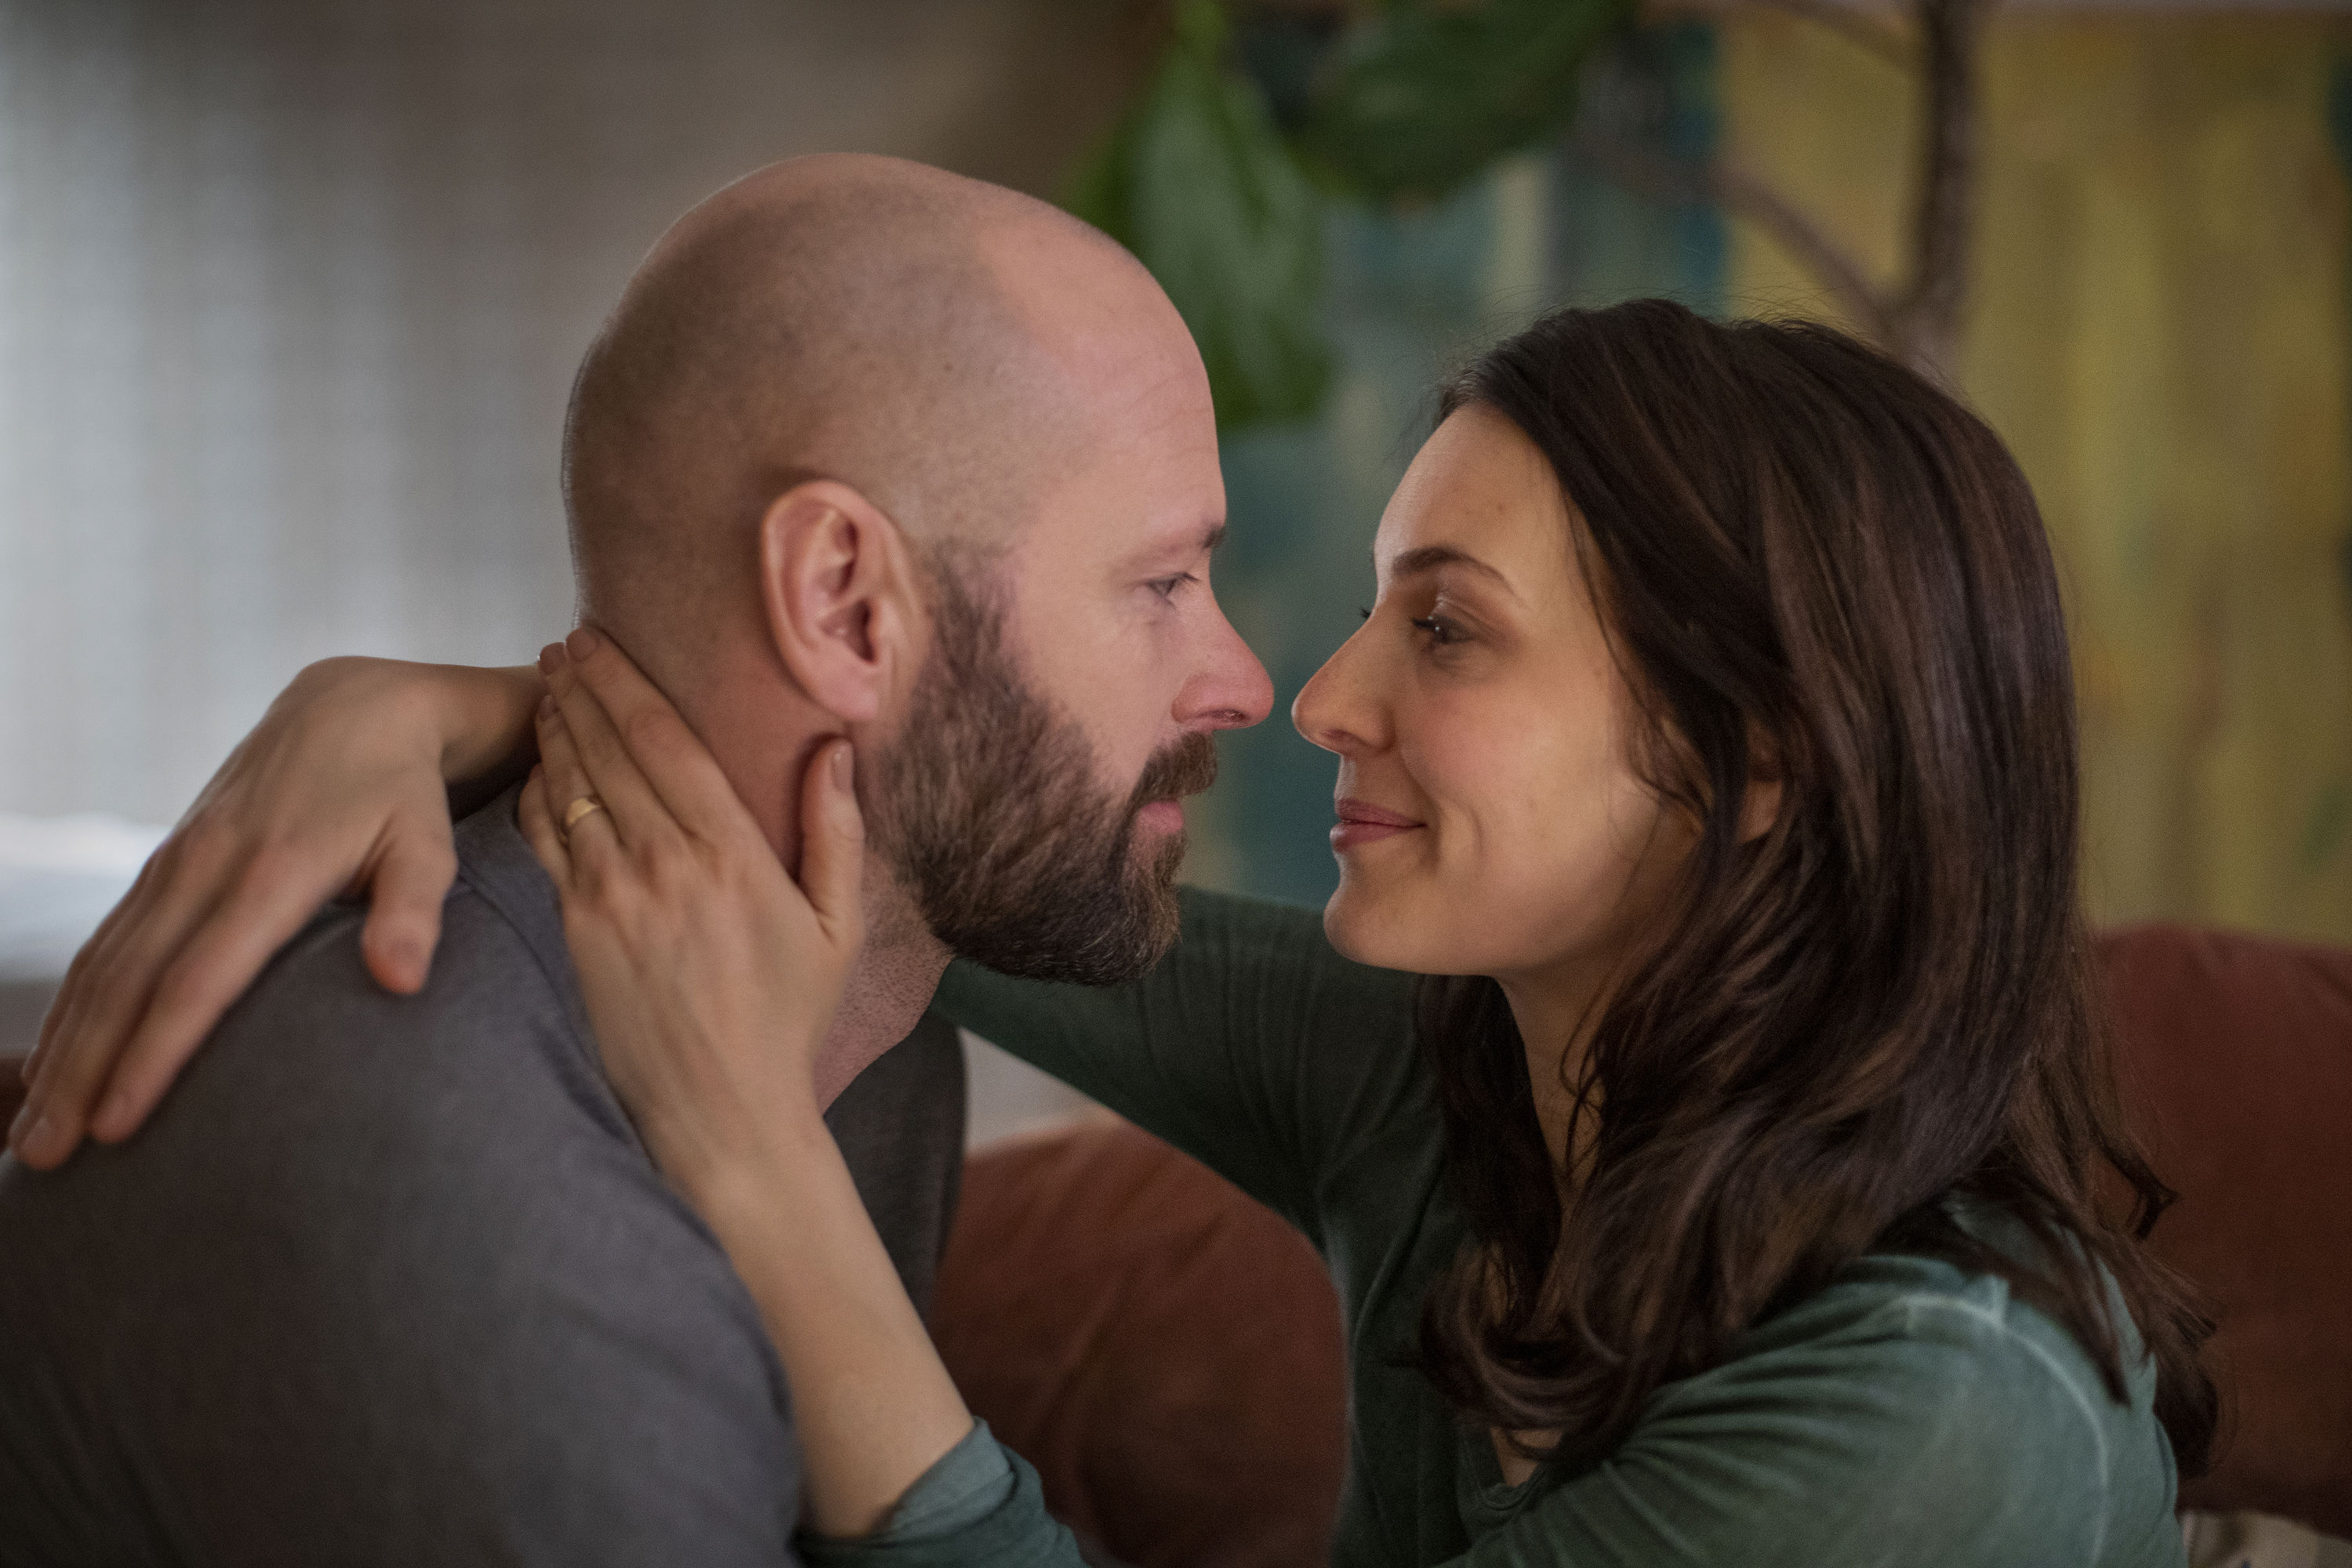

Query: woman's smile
[1330,797,1424,851]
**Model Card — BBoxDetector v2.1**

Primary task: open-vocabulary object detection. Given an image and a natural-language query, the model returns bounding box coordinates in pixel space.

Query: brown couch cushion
[0,1055,23,1142]
[932,1116,1347,1568]
[2100,924,2352,1535]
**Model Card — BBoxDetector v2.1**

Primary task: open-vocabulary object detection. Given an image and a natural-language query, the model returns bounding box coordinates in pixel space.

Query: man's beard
[865,557,1218,985]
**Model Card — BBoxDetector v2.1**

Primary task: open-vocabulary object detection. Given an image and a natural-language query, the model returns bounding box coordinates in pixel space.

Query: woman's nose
[1292,622,1385,757]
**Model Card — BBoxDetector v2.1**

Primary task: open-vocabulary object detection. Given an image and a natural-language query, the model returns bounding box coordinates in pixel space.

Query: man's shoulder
[200,788,612,1142]
[0,787,644,1271]
[201,886,611,1156]
[0,797,803,1565]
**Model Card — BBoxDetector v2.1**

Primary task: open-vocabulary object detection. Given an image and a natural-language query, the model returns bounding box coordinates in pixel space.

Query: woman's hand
[521,633,978,1541]
[9,657,541,1169]
[516,633,864,1192]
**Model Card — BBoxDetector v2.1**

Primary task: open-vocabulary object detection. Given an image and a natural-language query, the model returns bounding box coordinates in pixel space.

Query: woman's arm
[9,655,540,1168]
[935,891,1425,1249]
[520,638,1079,1561]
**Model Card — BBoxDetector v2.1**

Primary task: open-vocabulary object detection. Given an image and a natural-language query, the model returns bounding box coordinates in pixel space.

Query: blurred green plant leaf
[1065,0,1331,430]
[1300,0,1635,205]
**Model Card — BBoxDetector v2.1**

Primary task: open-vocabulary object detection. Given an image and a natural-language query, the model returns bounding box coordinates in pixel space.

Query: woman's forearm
[435,660,544,781]
[421,660,544,805]
[511,644,1069,1555]
[683,1113,978,1540]
[271,655,542,815]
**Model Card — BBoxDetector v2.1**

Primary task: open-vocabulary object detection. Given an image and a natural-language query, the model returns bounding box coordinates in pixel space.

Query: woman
[18,301,2212,1564]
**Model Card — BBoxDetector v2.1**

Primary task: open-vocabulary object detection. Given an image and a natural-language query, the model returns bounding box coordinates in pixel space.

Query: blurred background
[2,0,2347,1052]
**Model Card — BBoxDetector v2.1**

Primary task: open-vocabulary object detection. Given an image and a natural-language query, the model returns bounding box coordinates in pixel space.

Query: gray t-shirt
[0,790,966,1566]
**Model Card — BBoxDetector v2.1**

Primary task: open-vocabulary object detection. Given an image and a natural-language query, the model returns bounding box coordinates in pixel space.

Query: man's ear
[757,479,917,724]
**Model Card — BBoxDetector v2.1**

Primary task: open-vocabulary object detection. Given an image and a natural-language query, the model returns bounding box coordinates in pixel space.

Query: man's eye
[1149,573,1198,603]
[1410,615,1467,647]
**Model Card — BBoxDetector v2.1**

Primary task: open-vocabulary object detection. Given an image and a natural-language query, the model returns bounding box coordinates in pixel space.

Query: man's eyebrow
[1386,543,1515,594]
[1116,521,1227,575]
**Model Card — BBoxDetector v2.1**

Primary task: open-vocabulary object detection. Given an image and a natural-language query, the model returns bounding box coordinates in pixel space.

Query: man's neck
[814,915,953,1109]
[659,638,953,1109]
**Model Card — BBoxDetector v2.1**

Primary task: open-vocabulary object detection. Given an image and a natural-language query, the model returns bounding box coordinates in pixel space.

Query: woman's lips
[1331,798,1424,852]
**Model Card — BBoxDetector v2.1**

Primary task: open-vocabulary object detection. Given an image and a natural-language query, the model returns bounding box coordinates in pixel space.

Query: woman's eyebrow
[1385,544,1519,600]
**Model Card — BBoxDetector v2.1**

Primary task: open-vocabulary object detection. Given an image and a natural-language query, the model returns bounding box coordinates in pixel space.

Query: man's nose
[1178,601,1274,732]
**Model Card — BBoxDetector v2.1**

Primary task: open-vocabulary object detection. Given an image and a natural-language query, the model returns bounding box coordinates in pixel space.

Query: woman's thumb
[797,739,865,938]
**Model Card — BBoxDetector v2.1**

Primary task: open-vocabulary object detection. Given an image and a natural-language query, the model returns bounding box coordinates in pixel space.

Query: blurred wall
[1721,10,2352,942]
[0,0,1148,823]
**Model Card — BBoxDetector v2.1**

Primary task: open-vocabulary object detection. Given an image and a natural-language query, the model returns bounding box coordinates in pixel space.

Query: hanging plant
[1070,0,1986,426]
[1065,1,1332,430]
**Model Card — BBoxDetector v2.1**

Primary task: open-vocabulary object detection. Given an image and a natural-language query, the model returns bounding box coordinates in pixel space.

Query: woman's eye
[1357,606,1373,621]
[1410,615,1467,647]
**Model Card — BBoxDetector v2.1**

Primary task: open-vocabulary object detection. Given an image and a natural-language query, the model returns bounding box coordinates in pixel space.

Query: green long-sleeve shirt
[863,888,2185,1568]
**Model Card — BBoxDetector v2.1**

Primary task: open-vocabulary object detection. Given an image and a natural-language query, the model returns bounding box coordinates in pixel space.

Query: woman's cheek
[1377,709,1544,969]
[1423,699,1632,973]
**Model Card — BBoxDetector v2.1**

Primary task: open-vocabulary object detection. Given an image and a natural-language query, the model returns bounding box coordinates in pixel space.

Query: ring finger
[534,698,622,857]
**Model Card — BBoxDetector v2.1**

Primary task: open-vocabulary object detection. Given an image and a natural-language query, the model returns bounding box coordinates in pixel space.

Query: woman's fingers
[11,844,233,1167]
[85,857,365,1143]
[798,741,866,947]
[20,877,136,1087]
[517,764,573,887]
[532,695,633,859]
[538,672,672,860]
[9,655,493,1170]
[354,815,459,996]
[81,789,457,1146]
[554,628,745,848]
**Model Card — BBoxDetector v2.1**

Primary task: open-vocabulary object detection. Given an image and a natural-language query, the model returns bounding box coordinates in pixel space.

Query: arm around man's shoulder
[935,887,1428,1242]
[0,887,807,1566]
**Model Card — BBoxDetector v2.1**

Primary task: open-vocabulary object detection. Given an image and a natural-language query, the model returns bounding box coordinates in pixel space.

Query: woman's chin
[1321,884,1430,972]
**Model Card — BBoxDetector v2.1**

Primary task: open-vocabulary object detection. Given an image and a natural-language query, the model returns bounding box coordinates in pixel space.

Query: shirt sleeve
[1443,1280,2158,1568]
[796,1421,1086,1568]
[932,887,1425,1246]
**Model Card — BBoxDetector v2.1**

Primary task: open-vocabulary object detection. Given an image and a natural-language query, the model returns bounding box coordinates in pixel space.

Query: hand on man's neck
[666,637,953,1112]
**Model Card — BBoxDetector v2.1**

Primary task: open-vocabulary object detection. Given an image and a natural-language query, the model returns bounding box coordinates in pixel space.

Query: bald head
[562,154,1174,662]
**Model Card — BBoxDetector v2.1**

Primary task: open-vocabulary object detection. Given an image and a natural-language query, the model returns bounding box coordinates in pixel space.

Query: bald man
[0,156,1269,1565]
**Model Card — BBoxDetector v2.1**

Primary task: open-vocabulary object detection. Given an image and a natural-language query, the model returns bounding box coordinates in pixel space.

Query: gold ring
[562,794,608,836]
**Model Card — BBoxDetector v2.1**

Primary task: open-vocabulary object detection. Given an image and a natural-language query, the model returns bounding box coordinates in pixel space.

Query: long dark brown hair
[1416,299,2216,1475]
